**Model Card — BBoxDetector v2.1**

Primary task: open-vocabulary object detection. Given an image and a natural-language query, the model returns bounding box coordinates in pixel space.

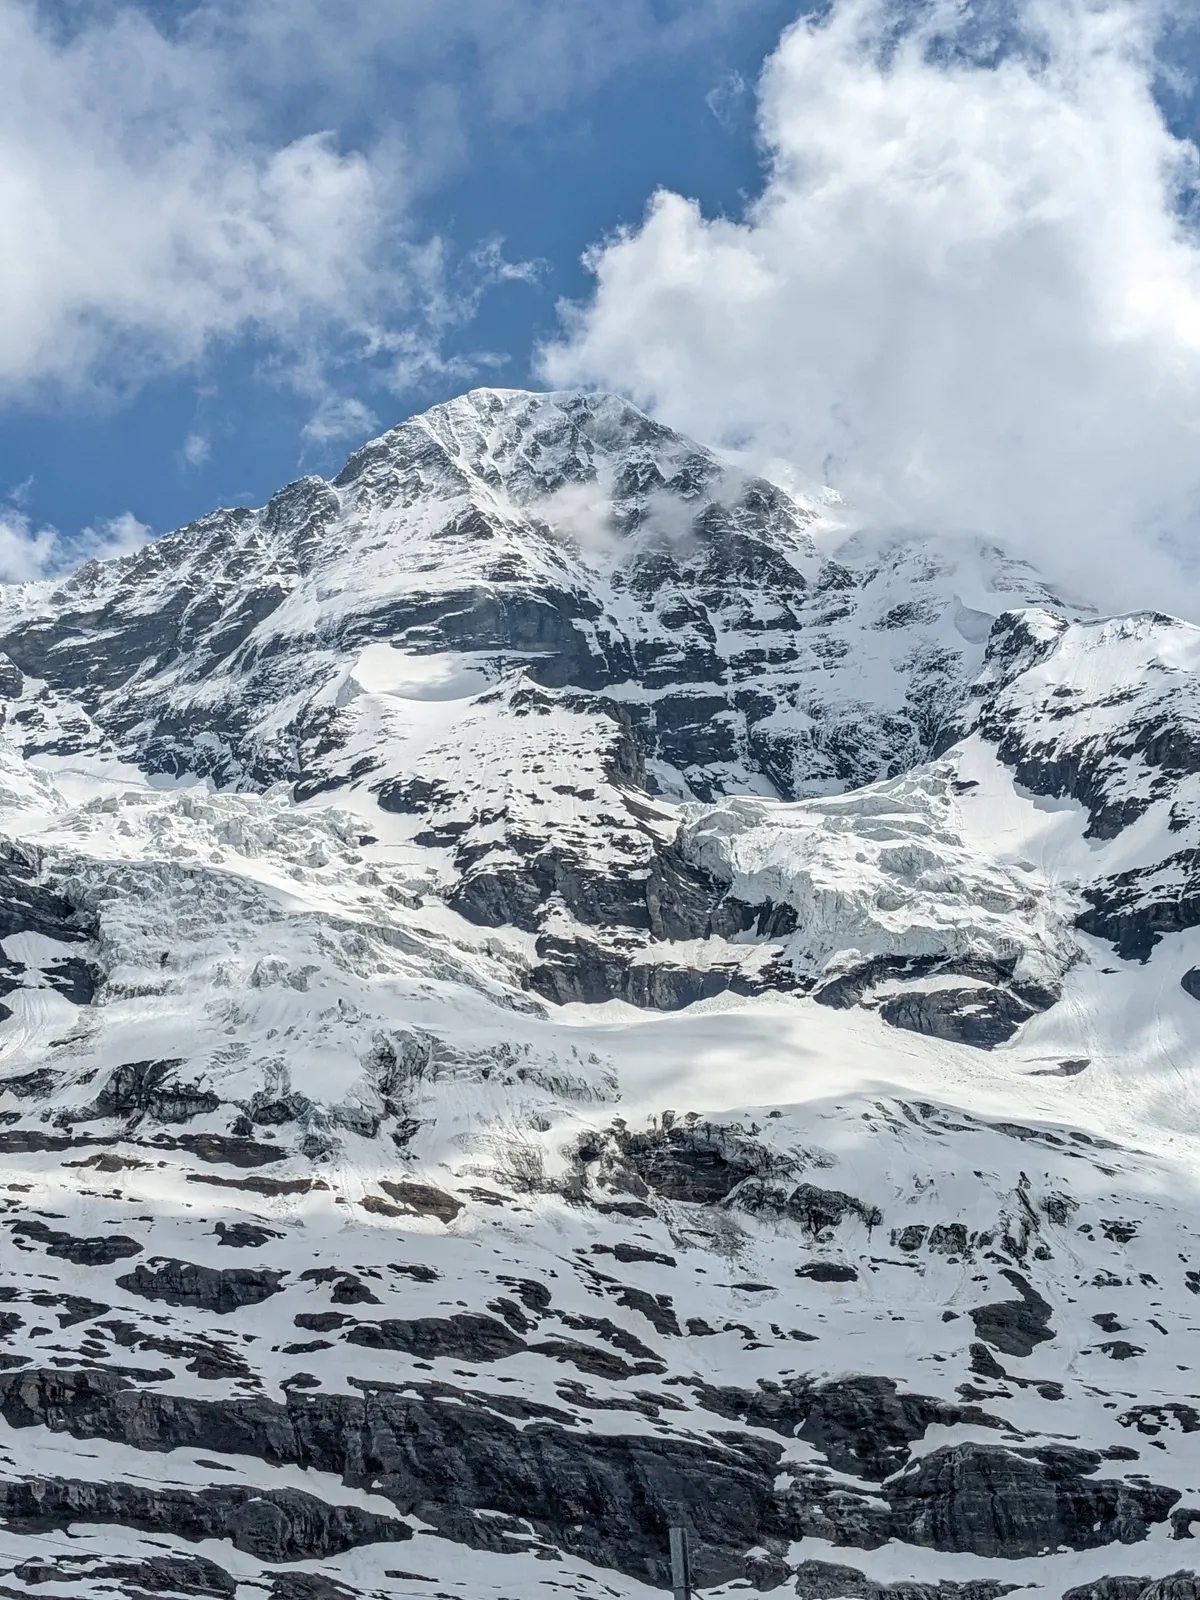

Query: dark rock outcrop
[0,1368,1178,1587]
[969,1270,1055,1357]
[345,1313,525,1362]
[86,1059,220,1123]
[115,1259,286,1314]
[8,1219,143,1266]
[881,1443,1178,1557]
[792,1559,1017,1600]
[13,1553,237,1596]
[878,983,1037,1049]
[685,1375,1004,1480]
[0,1476,410,1561]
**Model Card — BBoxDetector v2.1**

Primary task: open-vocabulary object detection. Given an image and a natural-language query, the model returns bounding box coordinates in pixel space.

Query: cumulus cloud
[0,508,150,584]
[543,0,1200,618]
[0,2,404,399]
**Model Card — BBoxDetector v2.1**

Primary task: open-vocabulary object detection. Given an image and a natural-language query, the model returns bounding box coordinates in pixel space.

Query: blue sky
[6,0,1200,619]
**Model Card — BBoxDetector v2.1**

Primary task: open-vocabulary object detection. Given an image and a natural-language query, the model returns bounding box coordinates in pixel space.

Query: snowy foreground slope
[0,393,1196,1600]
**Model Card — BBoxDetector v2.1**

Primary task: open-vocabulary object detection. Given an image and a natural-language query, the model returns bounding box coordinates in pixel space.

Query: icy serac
[0,390,1195,1600]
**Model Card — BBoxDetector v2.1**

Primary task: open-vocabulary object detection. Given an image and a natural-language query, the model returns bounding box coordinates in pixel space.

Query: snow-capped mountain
[0,390,1196,1600]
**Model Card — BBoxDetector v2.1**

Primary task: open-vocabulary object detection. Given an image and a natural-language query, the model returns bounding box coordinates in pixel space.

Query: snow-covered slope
[0,391,1196,1600]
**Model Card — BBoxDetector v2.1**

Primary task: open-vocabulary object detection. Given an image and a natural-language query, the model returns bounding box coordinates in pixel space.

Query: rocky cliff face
[0,390,1194,1600]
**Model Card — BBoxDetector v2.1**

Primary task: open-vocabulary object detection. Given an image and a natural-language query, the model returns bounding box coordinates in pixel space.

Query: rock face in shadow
[344,1314,525,1362]
[684,1375,1004,1480]
[791,1559,1017,1600]
[0,1476,410,1561]
[13,1553,237,1597]
[86,1059,221,1123]
[731,1179,883,1234]
[1064,1578,1200,1600]
[605,1121,771,1203]
[881,1444,1178,1557]
[0,1369,1179,1590]
[377,1179,462,1222]
[969,1270,1055,1357]
[878,984,1037,1049]
[9,1219,143,1266]
[115,1260,286,1314]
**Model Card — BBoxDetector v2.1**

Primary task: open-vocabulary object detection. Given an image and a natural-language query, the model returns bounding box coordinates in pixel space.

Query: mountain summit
[0,390,1194,1600]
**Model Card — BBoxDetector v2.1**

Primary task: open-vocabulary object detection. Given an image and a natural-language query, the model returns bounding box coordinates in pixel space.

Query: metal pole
[669,1525,692,1600]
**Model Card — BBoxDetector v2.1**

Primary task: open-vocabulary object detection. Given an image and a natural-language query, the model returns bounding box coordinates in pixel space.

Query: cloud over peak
[543,0,1200,617]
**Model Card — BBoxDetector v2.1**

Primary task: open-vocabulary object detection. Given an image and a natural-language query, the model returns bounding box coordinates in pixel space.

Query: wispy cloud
[300,395,378,447]
[180,433,211,468]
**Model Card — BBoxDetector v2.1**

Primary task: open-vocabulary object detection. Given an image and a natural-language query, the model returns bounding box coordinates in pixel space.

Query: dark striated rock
[13,1553,236,1596]
[878,984,1036,1049]
[796,1262,858,1283]
[734,1179,882,1234]
[592,1242,675,1266]
[527,1337,660,1380]
[685,1375,1003,1480]
[188,1172,317,1197]
[86,1059,220,1123]
[0,1367,1179,1585]
[0,1475,409,1561]
[529,934,756,1010]
[100,1320,256,1382]
[0,844,95,949]
[883,1443,1178,1557]
[214,1221,285,1248]
[1077,856,1200,962]
[791,1559,1017,1600]
[0,1366,781,1588]
[8,1219,142,1266]
[115,1259,285,1314]
[555,1312,660,1362]
[596,1285,673,1338]
[165,1133,287,1168]
[0,1130,77,1153]
[270,1576,358,1600]
[0,1068,56,1098]
[611,1121,770,1204]
[345,1313,525,1361]
[969,1269,1054,1357]
[377,1179,463,1222]
[1062,1580,1197,1600]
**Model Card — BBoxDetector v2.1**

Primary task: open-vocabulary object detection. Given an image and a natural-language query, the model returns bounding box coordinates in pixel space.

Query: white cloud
[0,514,59,583]
[300,395,378,446]
[542,0,1200,618]
[0,508,150,584]
[0,0,766,407]
[181,433,211,468]
[79,511,153,565]
[0,2,399,399]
